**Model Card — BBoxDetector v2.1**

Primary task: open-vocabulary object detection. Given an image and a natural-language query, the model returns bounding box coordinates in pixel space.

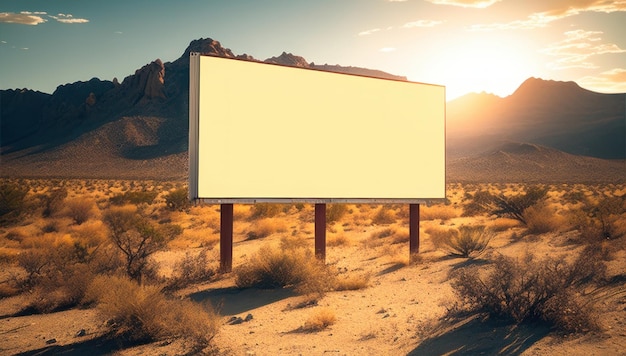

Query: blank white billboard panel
[189,54,445,202]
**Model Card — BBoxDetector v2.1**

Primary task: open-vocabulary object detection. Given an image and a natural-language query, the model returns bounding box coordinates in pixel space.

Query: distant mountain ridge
[1,38,406,158]
[447,141,625,183]
[447,77,626,159]
[1,37,624,181]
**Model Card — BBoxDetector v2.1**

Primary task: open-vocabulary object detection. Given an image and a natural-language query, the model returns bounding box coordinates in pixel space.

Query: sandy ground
[1,183,625,355]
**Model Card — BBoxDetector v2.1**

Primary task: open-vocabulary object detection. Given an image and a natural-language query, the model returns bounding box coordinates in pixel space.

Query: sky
[1,0,625,100]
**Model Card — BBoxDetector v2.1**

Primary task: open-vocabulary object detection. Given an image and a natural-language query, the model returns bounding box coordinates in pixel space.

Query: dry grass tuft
[421,204,459,221]
[327,233,350,247]
[333,272,370,291]
[234,244,334,298]
[86,275,219,351]
[372,206,396,225]
[427,225,493,258]
[523,203,563,234]
[247,218,288,239]
[301,308,337,332]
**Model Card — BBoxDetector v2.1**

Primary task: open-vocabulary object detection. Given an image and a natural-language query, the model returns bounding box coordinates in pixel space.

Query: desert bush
[0,182,29,224]
[110,190,158,206]
[523,202,562,234]
[369,227,409,245]
[428,225,492,258]
[64,197,98,225]
[421,204,458,221]
[41,187,67,217]
[463,186,548,225]
[372,206,396,225]
[450,251,605,333]
[14,239,100,312]
[327,233,349,247]
[247,218,287,239]
[234,244,334,297]
[167,248,216,289]
[249,203,282,219]
[165,187,191,212]
[571,195,626,241]
[326,204,348,223]
[103,206,174,282]
[85,275,219,351]
[280,235,309,250]
[301,308,336,332]
[333,273,370,291]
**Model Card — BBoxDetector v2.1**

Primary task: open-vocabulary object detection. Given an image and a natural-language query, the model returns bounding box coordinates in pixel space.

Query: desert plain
[0,178,625,355]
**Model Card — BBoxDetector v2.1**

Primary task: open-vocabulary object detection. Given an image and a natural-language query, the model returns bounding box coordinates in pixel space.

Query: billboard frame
[188,53,446,204]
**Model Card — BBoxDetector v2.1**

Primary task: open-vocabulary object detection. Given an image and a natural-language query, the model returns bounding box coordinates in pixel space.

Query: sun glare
[414,35,536,100]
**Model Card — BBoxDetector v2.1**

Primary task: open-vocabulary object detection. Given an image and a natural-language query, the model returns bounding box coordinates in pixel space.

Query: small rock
[244,313,253,322]
[75,329,86,337]
[46,338,57,345]
[229,316,244,325]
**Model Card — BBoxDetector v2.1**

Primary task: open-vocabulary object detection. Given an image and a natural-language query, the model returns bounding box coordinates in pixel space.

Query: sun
[413,34,537,100]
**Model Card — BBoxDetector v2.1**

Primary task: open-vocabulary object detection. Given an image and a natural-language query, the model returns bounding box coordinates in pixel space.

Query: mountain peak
[512,77,583,98]
[264,52,310,68]
[182,37,236,58]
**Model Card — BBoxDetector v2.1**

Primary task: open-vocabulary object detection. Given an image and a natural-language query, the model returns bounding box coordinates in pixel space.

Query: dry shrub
[570,196,626,242]
[86,275,219,351]
[250,203,282,219]
[71,220,108,248]
[63,197,98,225]
[488,218,521,232]
[523,203,563,234]
[280,235,309,250]
[421,204,458,221]
[0,182,30,225]
[450,251,605,333]
[327,204,348,223]
[233,204,251,220]
[428,225,492,258]
[41,187,67,217]
[247,218,287,239]
[333,272,370,291]
[372,206,396,225]
[109,190,158,206]
[167,248,217,289]
[302,308,337,332]
[234,244,334,298]
[327,233,349,247]
[15,237,99,312]
[165,187,190,212]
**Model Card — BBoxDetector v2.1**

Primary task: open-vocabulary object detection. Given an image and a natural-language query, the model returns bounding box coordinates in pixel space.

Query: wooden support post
[220,203,234,272]
[409,203,420,261]
[315,203,326,261]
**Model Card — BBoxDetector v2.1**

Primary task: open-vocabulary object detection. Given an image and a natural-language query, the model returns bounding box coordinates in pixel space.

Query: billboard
[189,54,445,202]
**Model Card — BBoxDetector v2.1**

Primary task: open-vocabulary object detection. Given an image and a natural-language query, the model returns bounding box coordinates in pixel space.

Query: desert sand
[0,180,625,355]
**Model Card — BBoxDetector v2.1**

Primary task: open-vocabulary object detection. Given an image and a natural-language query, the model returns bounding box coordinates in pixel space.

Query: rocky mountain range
[1,37,624,182]
[446,78,625,160]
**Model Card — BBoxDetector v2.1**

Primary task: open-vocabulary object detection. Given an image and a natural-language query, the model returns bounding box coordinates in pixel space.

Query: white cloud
[358,28,381,36]
[541,30,626,70]
[403,20,444,28]
[469,1,626,31]
[49,13,89,24]
[424,0,502,8]
[0,11,89,25]
[0,12,47,25]
[577,68,626,93]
